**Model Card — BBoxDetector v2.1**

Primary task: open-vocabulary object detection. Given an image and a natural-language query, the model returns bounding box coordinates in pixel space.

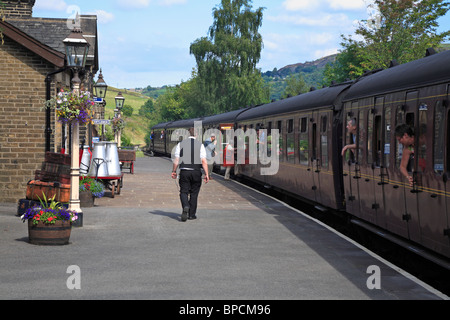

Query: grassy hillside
[103,87,151,147]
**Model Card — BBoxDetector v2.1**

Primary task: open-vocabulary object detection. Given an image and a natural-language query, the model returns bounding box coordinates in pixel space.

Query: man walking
[171,127,210,221]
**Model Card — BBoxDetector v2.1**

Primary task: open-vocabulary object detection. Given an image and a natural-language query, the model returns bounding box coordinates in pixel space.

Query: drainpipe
[45,67,68,152]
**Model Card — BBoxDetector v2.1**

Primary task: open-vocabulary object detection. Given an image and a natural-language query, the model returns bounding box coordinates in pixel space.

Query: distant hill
[264,54,336,79]
[261,54,337,101]
[137,54,337,101]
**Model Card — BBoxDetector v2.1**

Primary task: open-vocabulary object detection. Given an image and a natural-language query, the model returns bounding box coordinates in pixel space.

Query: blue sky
[33,0,450,89]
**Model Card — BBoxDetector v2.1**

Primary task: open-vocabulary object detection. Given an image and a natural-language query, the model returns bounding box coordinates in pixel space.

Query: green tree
[326,0,450,83]
[154,86,188,122]
[190,0,269,115]
[283,73,308,98]
[122,105,133,117]
[139,98,155,119]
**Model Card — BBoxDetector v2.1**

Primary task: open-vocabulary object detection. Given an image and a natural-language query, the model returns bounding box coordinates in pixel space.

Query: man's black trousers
[179,169,202,216]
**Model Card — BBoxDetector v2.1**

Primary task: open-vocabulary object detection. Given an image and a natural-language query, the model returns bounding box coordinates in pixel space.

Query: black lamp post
[114,92,125,147]
[63,26,90,221]
[94,70,108,141]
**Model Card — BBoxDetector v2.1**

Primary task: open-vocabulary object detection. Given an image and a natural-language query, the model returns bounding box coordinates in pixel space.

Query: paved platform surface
[0,156,448,300]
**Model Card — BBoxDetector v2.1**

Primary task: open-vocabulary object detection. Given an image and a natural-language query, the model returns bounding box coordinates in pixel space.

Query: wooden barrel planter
[80,191,94,208]
[28,220,72,246]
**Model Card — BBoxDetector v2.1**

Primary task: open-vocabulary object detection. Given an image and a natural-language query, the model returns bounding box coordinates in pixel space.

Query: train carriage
[235,83,352,210]
[342,49,450,259]
[151,121,172,156]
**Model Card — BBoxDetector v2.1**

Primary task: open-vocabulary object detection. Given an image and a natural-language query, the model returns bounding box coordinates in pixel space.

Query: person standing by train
[395,124,415,187]
[204,133,217,180]
[341,118,357,157]
[171,127,210,222]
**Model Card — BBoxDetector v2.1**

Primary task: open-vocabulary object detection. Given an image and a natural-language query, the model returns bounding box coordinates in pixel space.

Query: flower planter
[80,191,95,208]
[28,220,72,246]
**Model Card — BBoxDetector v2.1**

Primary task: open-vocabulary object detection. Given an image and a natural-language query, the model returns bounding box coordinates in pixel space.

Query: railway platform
[0,156,448,300]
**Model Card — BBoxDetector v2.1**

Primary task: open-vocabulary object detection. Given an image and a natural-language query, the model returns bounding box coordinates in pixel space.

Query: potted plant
[79,177,105,207]
[44,88,95,125]
[20,194,78,246]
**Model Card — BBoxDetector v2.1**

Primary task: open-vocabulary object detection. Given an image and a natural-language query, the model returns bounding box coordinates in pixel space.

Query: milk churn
[105,142,121,176]
[80,145,92,175]
[89,142,108,178]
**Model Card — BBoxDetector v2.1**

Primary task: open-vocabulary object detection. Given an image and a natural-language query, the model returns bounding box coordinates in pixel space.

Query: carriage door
[311,115,320,203]
[445,87,450,246]
[343,102,361,218]
[401,91,421,243]
[369,97,387,228]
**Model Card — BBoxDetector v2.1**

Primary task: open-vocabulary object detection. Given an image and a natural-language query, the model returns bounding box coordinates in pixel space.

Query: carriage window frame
[286,119,295,163]
[358,110,365,165]
[277,120,284,162]
[321,115,329,169]
[299,117,309,166]
[395,106,405,169]
[433,100,446,175]
[384,106,391,168]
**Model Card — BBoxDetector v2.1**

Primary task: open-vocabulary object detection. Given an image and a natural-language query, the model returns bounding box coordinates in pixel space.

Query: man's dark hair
[395,124,414,138]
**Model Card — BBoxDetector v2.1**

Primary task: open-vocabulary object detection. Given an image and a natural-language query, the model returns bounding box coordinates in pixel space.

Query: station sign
[93,119,111,125]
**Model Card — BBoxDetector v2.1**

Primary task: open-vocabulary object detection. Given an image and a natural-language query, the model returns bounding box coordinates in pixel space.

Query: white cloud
[89,10,115,24]
[283,0,367,12]
[157,0,187,5]
[34,0,68,11]
[313,48,339,60]
[116,0,151,9]
[326,0,366,10]
[282,0,318,11]
[268,13,352,28]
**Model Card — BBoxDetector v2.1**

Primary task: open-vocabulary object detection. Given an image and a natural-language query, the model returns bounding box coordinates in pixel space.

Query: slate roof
[7,15,98,71]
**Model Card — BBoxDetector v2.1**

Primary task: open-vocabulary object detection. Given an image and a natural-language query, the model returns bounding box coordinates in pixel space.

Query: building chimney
[2,0,36,18]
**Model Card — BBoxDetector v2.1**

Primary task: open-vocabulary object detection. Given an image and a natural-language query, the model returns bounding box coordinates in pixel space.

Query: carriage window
[358,111,365,164]
[418,104,428,173]
[395,107,409,169]
[373,115,382,167]
[434,101,445,174]
[384,107,391,168]
[321,116,328,169]
[299,117,309,165]
[367,110,374,165]
[286,119,295,163]
[287,119,294,133]
[344,114,356,163]
[277,120,284,162]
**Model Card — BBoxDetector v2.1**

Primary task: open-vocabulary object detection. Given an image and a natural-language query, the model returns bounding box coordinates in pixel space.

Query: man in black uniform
[171,127,210,221]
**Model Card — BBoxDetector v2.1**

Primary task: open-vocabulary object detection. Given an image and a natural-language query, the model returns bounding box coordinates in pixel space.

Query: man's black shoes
[181,206,189,222]
[188,215,197,220]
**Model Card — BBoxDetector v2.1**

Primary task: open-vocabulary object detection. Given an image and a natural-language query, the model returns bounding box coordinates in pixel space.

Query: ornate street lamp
[63,26,90,222]
[114,92,125,147]
[94,70,108,140]
[94,69,108,99]
[115,92,125,111]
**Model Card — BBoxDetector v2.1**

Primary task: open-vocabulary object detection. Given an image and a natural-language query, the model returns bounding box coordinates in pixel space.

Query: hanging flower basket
[111,116,126,133]
[45,89,95,125]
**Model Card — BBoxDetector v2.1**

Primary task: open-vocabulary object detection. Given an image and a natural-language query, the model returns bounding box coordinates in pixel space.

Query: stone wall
[0,36,56,203]
[1,0,36,18]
